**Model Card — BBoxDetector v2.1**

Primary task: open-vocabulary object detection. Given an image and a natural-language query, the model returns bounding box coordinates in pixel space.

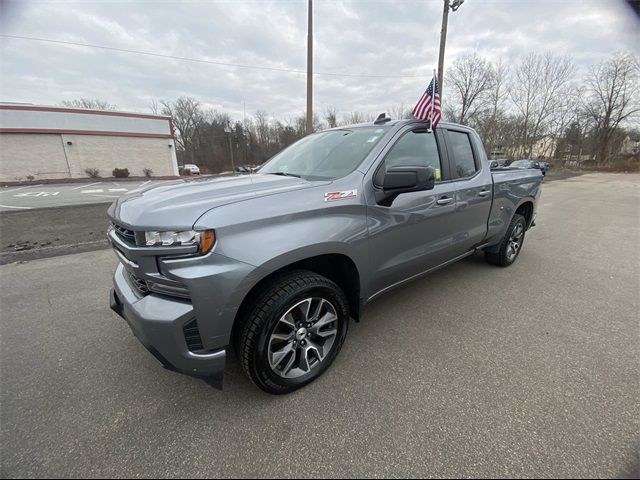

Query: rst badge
[324,189,358,202]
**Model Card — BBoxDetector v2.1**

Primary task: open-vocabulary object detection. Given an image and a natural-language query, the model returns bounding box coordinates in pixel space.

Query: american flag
[412,76,441,127]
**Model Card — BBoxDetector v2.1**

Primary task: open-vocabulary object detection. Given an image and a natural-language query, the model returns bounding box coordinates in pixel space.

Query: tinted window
[447,131,477,178]
[384,130,442,180]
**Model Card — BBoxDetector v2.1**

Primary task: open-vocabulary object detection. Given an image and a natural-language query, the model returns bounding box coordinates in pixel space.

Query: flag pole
[428,69,436,132]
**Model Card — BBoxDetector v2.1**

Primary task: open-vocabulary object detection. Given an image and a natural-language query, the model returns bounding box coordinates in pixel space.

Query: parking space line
[72,182,100,190]
[0,184,43,194]
[89,194,119,198]
[0,204,33,210]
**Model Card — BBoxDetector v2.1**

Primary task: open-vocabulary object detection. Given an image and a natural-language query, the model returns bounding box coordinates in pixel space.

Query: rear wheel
[237,270,349,394]
[485,214,527,267]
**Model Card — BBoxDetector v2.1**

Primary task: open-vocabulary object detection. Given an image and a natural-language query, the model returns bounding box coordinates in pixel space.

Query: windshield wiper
[267,172,302,178]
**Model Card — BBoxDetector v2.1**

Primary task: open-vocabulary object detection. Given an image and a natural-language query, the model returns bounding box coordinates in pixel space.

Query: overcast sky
[1,0,638,121]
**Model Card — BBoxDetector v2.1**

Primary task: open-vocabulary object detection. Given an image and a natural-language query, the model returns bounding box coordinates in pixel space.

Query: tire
[485,214,527,267]
[236,270,349,394]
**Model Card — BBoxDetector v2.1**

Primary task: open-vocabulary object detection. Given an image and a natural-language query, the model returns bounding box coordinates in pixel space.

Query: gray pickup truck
[108,119,542,394]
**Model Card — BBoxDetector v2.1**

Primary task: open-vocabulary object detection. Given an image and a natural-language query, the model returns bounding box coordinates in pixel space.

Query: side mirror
[375,165,436,206]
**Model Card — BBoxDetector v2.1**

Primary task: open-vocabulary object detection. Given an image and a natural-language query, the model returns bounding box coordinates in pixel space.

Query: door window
[383,130,443,181]
[447,131,477,179]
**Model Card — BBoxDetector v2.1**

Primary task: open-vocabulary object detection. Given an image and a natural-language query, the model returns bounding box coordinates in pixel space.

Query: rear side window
[383,130,442,181]
[447,131,477,178]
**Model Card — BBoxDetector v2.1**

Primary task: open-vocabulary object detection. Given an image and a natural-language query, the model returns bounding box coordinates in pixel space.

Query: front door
[365,127,459,297]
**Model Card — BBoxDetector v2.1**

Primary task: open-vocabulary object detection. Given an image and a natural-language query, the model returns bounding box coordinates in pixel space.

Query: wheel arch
[231,252,362,349]
[515,199,535,229]
[485,198,535,253]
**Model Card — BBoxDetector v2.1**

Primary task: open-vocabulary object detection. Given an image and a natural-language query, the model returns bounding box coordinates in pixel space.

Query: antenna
[374,113,391,125]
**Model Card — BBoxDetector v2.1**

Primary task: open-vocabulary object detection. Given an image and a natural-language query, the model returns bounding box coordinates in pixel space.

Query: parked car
[489,160,509,170]
[182,164,201,175]
[509,159,546,175]
[234,166,252,174]
[538,161,551,174]
[489,159,509,169]
[108,119,542,394]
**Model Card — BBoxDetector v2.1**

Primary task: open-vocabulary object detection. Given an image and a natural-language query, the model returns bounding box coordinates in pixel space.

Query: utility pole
[243,101,247,164]
[437,0,449,95]
[437,0,464,98]
[224,126,235,174]
[306,0,313,135]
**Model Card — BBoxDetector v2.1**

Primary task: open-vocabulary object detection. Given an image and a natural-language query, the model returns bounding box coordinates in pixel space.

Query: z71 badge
[324,189,358,202]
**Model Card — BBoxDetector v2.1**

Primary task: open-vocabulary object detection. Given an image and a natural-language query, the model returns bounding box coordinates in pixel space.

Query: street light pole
[437,0,464,98]
[306,0,313,135]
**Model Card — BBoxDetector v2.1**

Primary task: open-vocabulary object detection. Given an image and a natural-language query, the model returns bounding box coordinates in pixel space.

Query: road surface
[1,173,638,478]
[0,180,170,212]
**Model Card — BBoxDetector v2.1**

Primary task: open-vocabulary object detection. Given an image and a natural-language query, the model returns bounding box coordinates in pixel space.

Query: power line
[0,34,427,79]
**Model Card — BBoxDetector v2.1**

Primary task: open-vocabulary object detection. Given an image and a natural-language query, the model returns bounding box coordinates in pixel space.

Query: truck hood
[108,174,326,229]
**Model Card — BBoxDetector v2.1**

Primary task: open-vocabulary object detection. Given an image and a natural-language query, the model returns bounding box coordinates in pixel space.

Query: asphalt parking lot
[0,180,170,212]
[1,173,638,478]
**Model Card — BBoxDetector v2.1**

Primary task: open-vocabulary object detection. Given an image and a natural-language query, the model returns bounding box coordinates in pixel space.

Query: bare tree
[324,106,338,128]
[583,53,639,164]
[388,103,412,120]
[547,86,582,158]
[488,59,509,122]
[343,111,374,124]
[61,98,117,110]
[476,58,510,156]
[149,99,161,115]
[157,97,203,161]
[446,53,495,124]
[254,110,272,150]
[509,52,574,158]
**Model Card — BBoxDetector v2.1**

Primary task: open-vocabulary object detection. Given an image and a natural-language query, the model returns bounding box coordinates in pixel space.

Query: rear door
[442,127,493,253]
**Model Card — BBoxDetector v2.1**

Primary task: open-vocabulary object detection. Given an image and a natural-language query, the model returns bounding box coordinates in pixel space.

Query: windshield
[259,127,388,180]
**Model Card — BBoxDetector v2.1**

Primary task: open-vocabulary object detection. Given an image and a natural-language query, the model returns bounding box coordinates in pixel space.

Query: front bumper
[110,264,226,387]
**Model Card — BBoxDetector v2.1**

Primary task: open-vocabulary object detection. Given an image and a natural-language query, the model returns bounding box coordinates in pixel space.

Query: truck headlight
[145,229,215,254]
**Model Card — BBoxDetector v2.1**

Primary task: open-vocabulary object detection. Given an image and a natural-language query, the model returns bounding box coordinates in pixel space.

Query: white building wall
[0,107,172,136]
[0,105,178,181]
[0,133,177,181]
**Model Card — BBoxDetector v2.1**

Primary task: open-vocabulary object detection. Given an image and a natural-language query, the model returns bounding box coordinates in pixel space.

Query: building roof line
[0,104,172,121]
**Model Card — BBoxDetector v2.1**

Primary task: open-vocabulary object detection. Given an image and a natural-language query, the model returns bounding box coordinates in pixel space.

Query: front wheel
[237,270,349,394]
[485,214,527,267]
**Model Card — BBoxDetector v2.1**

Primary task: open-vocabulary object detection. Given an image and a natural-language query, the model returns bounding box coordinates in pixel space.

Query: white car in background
[182,164,201,175]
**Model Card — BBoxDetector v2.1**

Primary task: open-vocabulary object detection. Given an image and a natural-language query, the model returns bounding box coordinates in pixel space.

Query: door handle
[478,190,491,197]
[436,197,454,205]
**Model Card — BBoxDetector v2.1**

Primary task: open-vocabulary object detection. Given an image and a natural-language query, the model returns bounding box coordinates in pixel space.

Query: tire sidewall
[502,215,527,265]
[252,283,349,391]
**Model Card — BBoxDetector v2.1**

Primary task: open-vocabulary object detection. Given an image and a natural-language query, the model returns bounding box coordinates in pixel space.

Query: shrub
[143,168,154,178]
[85,168,100,178]
[112,168,130,178]
[26,175,35,181]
